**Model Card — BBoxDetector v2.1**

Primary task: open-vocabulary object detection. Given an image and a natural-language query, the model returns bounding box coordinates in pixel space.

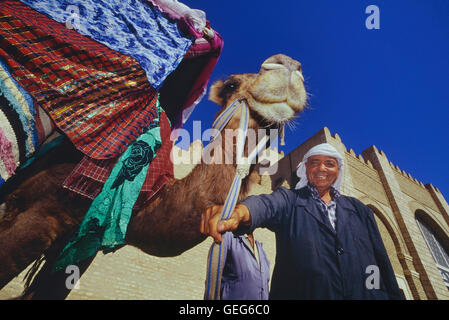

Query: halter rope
[204,98,270,300]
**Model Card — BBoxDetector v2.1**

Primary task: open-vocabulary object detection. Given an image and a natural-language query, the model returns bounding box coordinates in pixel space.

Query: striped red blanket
[0,0,159,160]
[63,109,174,210]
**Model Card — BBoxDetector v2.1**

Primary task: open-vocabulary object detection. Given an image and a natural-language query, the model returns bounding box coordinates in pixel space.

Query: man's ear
[208,79,225,106]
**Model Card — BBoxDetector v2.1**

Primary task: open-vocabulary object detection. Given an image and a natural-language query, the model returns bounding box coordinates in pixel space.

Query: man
[200,143,403,300]
[205,232,270,300]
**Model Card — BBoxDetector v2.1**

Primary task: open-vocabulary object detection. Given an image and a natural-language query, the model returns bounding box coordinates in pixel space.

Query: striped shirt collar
[306,183,340,230]
[306,183,340,201]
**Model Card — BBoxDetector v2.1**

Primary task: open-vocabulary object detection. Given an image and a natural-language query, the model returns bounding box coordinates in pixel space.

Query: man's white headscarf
[295,143,345,191]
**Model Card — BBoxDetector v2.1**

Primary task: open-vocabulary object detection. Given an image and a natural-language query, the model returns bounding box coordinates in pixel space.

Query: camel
[0,53,307,298]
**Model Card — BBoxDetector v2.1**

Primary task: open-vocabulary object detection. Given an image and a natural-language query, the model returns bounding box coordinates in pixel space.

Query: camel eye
[224,80,239,91]
[219,78,241,101]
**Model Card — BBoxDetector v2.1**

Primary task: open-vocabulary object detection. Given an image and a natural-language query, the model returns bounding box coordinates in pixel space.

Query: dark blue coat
[239,186,403,300]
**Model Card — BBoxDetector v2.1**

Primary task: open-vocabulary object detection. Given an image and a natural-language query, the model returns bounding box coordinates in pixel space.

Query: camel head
[209,54,307,130]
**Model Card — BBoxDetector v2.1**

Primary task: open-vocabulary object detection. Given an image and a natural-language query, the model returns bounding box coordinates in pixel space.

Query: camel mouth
[247,65,307,124]
[246,97,297,125]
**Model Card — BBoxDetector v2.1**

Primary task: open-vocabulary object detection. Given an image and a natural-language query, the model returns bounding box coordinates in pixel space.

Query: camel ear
[208,79,225,106]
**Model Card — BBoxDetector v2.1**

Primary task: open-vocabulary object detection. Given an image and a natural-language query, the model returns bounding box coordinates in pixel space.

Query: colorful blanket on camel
[53,99,169,272]
[0,0,221,203]
[63,97,174,211]
[0,0,167,159]
[19,0,194,90]
[0,58,55,187]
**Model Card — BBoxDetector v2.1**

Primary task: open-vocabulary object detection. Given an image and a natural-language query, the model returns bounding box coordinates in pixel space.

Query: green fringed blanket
[53,101,164,272]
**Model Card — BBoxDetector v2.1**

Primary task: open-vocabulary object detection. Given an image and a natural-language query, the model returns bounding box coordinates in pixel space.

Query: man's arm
[200,187,294,243]
[200,204,251,243]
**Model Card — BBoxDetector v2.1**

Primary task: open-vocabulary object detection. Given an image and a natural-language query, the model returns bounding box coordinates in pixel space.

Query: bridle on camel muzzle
[204,98,283,300]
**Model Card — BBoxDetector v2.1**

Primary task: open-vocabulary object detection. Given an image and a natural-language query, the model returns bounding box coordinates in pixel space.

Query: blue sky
[180,0,449,200]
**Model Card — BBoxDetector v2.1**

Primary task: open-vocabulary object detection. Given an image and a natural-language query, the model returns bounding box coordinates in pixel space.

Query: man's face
[305,155,340,191]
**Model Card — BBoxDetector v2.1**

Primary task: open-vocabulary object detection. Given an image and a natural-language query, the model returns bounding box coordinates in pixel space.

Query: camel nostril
[261,54,303,74]
[262,55,294,70]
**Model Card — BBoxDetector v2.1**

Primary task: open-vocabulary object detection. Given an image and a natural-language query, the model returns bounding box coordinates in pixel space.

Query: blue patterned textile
[20,0,194,89]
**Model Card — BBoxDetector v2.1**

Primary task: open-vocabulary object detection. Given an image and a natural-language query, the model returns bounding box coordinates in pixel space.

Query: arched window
[416,217,449,287]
